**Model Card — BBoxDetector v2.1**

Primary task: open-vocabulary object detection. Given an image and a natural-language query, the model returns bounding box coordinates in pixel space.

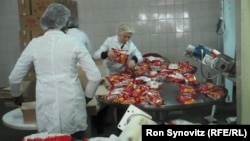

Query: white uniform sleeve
[93,37,110,60]
[83,33,92,53]
[77,44,102,98]
[8,43,33,97]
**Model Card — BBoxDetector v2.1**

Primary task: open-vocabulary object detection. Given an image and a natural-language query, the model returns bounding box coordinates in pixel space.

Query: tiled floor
[0,95,236,141]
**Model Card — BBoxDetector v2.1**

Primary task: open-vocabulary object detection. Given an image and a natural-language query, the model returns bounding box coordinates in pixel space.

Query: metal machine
[185,44,236,123]
[185,44,236,78]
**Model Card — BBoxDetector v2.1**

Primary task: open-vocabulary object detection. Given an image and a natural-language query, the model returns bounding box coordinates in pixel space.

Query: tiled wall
[76,0,222,81]
[78,0,221,59]
[0,0,221,87]
[0,0,20,87]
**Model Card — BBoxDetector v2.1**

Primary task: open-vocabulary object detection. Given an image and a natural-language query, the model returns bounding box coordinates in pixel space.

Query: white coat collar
[44,29,65,35]
[114,35,130,47]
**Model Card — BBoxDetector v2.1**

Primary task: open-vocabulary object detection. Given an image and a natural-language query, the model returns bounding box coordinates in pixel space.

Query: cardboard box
[19,29,31,52]
[31,0,66,15]
[18,0,78,20]
[31,0,77,16]
[21,80,36,102]
[18,0,31,16]
[31,28,44,38]
[1,80,36,107]
[78,60,106,89]
[87,84,109,116]
[96,60,106,77]
[78,67,88,89]
[21,101,36,123]
[0,87,12,99]
[19,27,44,52]
[23,71,36,81]
[23,65,36,81]
[20,15,41,31]
[68,0,78,17]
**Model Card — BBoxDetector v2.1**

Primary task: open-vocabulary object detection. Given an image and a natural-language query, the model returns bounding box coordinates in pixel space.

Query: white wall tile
[166,19,176,33]
[158,20,167,33]
[174,5,184,18]
[166,0,175,5]
[158,34,167,48]
[147,6,159,20]
[124,0,133,7]
[183,32,193,46]
[158,0,166,6]
[158,5,167,20]
[0,0,223,87]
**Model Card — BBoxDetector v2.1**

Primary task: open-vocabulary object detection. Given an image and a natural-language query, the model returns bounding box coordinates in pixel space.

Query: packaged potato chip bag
[112,48,129,64]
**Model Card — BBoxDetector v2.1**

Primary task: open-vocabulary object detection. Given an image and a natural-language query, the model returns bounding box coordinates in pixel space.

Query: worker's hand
[13,95,23,106]
[108,50,116,61]
[128,60,136,68]
[85,96,92,104]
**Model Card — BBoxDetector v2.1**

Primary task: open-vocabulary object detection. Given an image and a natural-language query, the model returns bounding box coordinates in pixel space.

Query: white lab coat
[66,28,92,53]
[9,30,102,134]
[93,35,143,75]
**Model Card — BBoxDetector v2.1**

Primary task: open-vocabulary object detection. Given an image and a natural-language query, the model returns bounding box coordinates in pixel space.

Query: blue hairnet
[40,3,71,30]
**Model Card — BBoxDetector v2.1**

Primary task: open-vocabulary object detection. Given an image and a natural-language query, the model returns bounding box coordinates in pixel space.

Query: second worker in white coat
[93,22,143,76]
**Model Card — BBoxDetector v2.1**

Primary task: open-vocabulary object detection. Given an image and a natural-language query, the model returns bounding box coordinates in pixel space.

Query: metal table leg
[204,105,217,123]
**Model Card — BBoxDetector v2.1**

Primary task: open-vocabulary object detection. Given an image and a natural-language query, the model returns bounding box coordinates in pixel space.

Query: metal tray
[96,82,227,112]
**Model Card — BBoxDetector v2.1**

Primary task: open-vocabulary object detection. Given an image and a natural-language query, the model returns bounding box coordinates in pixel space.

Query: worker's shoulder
[104,35,117,42]
[67,28,89,39]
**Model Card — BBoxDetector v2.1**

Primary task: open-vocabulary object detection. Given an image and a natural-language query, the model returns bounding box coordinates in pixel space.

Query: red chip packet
[112,48,129,64]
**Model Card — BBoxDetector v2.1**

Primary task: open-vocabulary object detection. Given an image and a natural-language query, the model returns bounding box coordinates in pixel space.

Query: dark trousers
[96,105,125,134]
[96,105,109,134]
[71,130,85,140]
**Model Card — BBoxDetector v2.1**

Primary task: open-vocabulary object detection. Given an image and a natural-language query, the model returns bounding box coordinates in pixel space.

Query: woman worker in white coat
[93,22,143,133]
[93,22,143,76]
[66,15,92,53]
[8,3,102,140]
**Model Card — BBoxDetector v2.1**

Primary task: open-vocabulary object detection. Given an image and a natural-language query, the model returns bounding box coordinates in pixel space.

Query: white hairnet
[40,3,71,30]
[67,15,79,28]
[118,22,135,34]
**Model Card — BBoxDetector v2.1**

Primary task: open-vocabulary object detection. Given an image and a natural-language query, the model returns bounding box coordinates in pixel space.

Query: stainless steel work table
[96,82,227,123]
